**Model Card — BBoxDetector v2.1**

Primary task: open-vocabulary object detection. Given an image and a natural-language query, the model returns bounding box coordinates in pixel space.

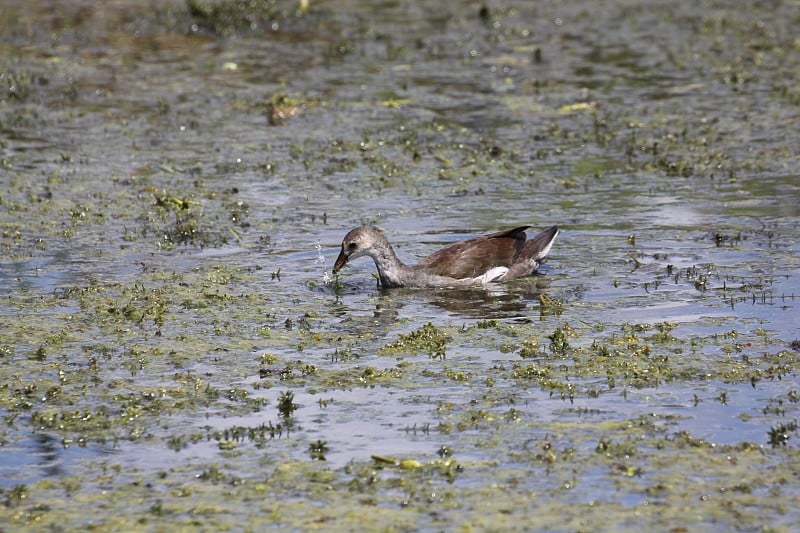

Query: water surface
[1,0,799,530]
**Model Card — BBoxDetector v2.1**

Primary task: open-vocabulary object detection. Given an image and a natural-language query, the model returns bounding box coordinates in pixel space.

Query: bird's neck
[370,243,407,288]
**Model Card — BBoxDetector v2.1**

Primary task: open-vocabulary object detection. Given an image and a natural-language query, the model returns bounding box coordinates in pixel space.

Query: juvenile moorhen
[332,225,559,288]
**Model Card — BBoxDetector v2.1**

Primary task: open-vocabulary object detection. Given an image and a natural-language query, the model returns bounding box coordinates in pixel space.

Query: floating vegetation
[380,322,451,359]
[768,420,797,448]
[538,293,564,316]
[266,93,309,126]
[548,324,574,357]
[187,0,286,36]
[277,390,299,419]
[309,439,329,460]
[1,0,799,530]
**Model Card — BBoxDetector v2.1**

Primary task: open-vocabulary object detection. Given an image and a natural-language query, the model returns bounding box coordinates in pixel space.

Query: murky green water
[2,0,799,530]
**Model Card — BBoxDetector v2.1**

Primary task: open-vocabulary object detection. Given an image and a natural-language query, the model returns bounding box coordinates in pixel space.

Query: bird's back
[416,226,531,279]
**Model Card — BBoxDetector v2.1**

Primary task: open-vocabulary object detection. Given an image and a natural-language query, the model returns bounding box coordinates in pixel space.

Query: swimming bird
[332,225,559,288]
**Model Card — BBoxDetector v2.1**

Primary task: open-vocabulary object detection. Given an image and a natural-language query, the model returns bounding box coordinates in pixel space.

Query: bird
[332,225,559,288]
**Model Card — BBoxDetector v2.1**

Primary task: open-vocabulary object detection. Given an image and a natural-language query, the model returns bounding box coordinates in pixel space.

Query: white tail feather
[479,266,509,284]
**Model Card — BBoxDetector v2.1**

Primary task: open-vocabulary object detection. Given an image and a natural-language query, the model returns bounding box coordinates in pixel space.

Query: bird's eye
[347,242,358,251]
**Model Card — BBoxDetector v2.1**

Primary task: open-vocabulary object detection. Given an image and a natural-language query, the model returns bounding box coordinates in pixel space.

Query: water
[1,0,799,530]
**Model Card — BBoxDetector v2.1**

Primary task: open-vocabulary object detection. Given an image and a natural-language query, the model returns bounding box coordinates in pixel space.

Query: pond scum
[2,0,800,530]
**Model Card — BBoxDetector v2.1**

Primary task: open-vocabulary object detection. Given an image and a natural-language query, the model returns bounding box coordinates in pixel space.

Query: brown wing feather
[417,226,530,279]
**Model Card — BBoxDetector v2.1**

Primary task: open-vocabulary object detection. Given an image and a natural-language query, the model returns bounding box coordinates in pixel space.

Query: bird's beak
[332,249,349,273]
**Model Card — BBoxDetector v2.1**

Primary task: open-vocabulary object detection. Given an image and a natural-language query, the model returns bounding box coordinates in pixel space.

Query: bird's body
[332,225,559,288]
